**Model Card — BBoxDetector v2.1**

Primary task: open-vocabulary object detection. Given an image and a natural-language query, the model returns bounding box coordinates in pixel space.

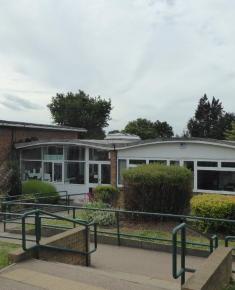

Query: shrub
[22,180,59,203]
[79,201,116,226]
[191,194,235,233]
[123,164,192,214]
[94,185,119,205]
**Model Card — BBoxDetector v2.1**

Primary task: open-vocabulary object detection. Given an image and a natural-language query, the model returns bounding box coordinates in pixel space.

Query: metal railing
[2,201,234,252]
[21,209,97,266]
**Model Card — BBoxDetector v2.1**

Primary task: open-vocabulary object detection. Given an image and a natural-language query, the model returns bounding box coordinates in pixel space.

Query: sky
[0,0,235,135]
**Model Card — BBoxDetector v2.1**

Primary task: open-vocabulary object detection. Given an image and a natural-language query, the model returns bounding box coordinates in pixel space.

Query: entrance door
[43,162,63,183]
[89,163,111,185]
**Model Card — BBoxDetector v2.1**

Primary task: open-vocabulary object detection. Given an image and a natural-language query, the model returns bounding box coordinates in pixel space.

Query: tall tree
[48,90,112,139]
[187,94,235,139]
[123,118,174,140]
[225,122,235,140]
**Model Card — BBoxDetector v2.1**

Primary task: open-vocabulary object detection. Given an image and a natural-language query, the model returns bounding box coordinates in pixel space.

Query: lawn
[0,241,19,269]
[225,282,235,290]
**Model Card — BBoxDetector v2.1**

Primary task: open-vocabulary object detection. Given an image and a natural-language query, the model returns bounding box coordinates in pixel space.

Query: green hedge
[22,180,59,203]
[123,164,192,214]
[191,194,235,233]
[95,185,119,205]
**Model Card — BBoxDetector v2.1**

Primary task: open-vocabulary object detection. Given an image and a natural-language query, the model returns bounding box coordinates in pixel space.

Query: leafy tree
[48,90,112,139]
[225,122,235,140]
[123,118,174,140]
[187,94,235,139]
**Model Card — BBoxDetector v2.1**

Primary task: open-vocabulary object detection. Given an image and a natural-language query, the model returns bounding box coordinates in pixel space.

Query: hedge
[123,164,192,214]
[22,180,59,203]
[94,185,119,205]
[191,194,235,233]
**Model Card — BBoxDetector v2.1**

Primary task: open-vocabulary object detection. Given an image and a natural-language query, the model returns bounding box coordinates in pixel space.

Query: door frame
[88,161,110,187]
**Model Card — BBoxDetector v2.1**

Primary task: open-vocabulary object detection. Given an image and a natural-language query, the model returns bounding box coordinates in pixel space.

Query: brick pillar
[110,150,117,187]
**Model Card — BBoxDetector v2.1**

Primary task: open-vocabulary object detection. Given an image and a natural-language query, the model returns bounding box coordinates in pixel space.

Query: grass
[224,282,235,290]
[0,241,19,269]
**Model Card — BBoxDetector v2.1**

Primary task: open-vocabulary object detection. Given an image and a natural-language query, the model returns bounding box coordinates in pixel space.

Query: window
[197,170,235,191]
[64,162,85,184]
[21,161,42,181]
[101,164,111,184]
[170,160,180,166]
[221,162,235,168]
[197,161,218,167]
[21,148,41,160]
[89,148,109,161]
[149,160,167,165]
[43,146,63,161]
[118,159,127,184]
[65,146,85,161]
[43,162,52,182]
[129,160,146,165]
[184,161,194,172]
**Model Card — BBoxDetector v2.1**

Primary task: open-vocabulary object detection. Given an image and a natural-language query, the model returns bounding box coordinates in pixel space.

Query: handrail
[172,223,218,285]
[21,209,97,266]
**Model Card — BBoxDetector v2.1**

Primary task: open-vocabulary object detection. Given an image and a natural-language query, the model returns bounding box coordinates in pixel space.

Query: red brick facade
[0,127,79,162]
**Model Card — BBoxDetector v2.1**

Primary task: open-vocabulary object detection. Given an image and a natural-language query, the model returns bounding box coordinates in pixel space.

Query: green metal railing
[21,209,97,266]
[172,223,218,285]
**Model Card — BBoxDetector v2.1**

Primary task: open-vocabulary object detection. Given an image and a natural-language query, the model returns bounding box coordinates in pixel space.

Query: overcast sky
[0,0,235,135]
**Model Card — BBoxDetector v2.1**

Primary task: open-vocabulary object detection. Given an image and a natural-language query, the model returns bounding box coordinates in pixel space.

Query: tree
[225,122,235,140]
[48,91,112,139]
[187,94,235,139]
[123,118,174,140]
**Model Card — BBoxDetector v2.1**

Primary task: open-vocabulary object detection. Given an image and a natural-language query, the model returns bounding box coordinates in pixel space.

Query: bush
[94,185,119,205]
[22,180,59,203]
[123,164,192,214]
[191,194,235,233]
[79,201,116,226]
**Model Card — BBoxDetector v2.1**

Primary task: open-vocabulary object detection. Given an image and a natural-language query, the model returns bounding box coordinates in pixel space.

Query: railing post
[35,210,41,246]
[85,225,89,266]
[181,225,186,285]
[116,211,121,246]
[73,207,76,228]
[94,223,97,249]
[22,215,26,251]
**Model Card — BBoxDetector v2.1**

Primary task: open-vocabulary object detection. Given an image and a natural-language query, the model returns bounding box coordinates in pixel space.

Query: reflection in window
[184,161,194,172]
[129,160,146,165]
[43,162,52,182]
[221,162,235,168]
[170,160,180,166]
[89,164,99,183]
[149,160,167,165]
[89,148,109,161]
[64,162,85,184]
[101,164,111,184]
[197,161,218,167]
[197,170,235,191]
[118,159,127,184]
[65,146,85,161]
[21,148,41,160]
[43,146,63,161]
[22,161,42,181]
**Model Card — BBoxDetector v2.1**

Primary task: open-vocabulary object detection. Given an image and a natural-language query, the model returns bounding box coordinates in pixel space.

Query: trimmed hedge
[191,194,235,233]
[95,185,119,205]
[123,164,192,214]
[22,180,59,203]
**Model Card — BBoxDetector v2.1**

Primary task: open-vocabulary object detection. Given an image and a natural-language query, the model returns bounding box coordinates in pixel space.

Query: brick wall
[110,150,117,187]
[0,127,79,162]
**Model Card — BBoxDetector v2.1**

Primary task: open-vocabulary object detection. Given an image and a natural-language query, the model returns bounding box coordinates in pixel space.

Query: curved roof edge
[14,137,235,151]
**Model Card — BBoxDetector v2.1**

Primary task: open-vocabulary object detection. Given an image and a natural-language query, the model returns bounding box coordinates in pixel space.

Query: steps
[0,259,180,290]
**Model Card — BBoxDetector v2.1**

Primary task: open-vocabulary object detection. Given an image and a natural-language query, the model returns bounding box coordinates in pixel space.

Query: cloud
[0,94,43,111]
[0,0,235,134]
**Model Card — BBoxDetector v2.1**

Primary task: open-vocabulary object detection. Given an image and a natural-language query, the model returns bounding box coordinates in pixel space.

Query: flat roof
[0,119,87,133]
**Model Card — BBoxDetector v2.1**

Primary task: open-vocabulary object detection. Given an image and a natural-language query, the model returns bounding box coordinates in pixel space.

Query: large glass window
[21,161,42,180]
[89,164,99,183]
[184,161,194,172]
[21,148,41,160]
[65,146,85,161]
[118,159,127,184]
[221,162,235,168]
[89,148,109,161]
[129,160,146,165]
[64,162,85,184]
[197,170,235,191]
[43,146,63,161]
[170,160,180,166]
